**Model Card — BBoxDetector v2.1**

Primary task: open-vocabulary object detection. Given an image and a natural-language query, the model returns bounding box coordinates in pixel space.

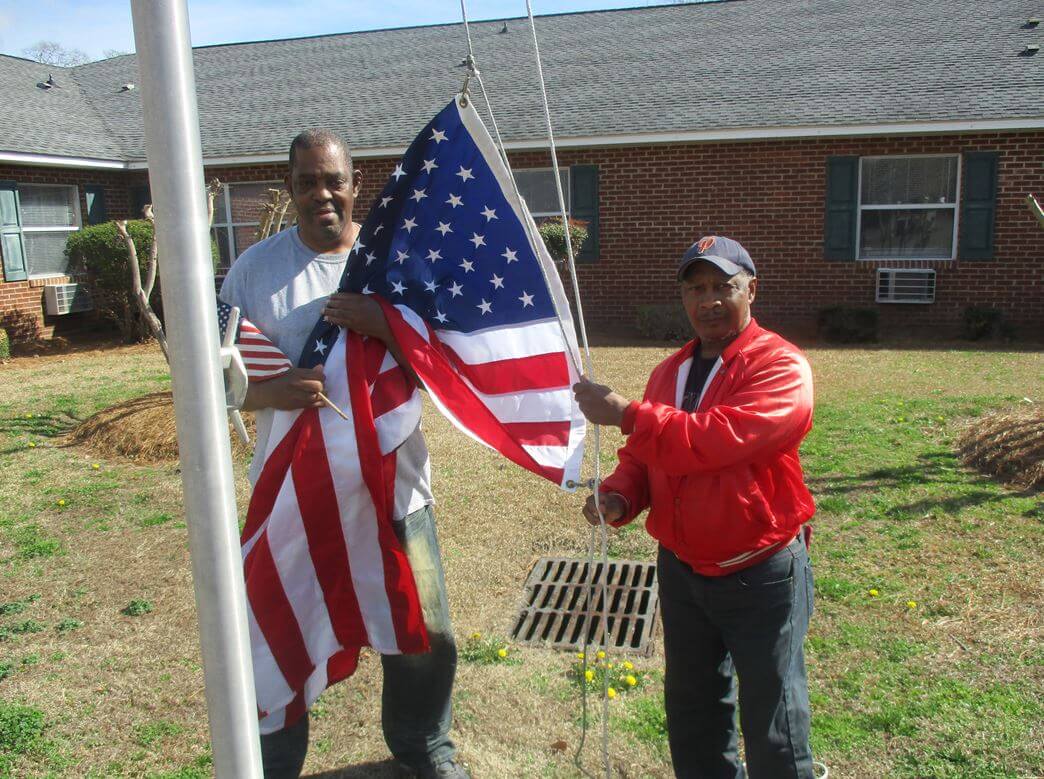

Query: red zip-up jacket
[601,319,815,576]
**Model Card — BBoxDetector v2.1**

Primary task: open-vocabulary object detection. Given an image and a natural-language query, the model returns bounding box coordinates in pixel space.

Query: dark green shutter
[824,156,858,260]
[569,165,599,263]
[84,185,108,225]
[958,152,999,260]
[0,181,28,282]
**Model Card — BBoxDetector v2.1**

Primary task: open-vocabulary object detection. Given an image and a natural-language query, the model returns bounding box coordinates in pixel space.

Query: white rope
[521,3,611,777]
[458,3,584,382]
[457,4,612,776]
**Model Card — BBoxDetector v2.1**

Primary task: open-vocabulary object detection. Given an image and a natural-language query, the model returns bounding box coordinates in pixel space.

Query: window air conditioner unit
[44,283,93,315]
[876,269,936,304]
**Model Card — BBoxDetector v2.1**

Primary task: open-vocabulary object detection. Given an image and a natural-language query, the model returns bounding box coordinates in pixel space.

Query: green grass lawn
[0,341,1040,778]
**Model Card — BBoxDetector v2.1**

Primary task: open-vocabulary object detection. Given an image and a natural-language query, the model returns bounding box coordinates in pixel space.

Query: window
[513,168,570,218]
[20,185,81,278]
[857,156,959,260]
[212,181,296,272]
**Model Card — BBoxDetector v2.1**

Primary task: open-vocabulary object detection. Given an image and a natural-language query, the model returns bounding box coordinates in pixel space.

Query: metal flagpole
[129,2,262,776]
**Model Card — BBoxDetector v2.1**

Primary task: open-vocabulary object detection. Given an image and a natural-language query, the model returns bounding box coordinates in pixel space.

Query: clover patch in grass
[0,620,45,641]
[122,599,153,617]
[56,618,83,634]
[0,701,46,774]
[0,594,39,616]
[10,525,62,559]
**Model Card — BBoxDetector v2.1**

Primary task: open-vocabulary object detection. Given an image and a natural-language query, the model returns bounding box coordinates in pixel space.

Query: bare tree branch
[22,41,90,67]
[116,219,169,362]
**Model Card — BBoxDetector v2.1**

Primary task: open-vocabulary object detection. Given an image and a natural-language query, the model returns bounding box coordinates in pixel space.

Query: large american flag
[303,96,586,487]
[242,96,586,733]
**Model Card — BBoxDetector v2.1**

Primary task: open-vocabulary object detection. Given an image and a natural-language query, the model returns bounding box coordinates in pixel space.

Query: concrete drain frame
[510,556,659,656]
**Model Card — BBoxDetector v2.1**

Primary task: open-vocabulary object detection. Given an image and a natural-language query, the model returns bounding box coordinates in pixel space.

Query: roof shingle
[2,0,1042,162]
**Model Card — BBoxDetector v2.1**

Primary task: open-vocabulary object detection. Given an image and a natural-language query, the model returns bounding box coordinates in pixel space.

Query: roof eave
[8,117,1043,172]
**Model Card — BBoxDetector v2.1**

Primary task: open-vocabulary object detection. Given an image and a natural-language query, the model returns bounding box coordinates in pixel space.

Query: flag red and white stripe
[238,320,294,381]
[241,330,425,734]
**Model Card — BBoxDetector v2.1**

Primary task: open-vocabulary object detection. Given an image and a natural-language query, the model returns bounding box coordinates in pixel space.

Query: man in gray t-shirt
[220,130,467,779]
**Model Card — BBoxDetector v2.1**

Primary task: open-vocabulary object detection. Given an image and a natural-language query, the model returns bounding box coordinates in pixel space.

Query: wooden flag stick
[317,391,350,421]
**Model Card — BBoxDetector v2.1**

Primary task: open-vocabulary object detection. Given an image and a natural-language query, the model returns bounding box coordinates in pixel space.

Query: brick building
[1,0,1042,342]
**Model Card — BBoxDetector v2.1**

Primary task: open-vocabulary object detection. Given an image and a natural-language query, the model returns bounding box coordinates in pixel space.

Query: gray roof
[2,0,1042,163]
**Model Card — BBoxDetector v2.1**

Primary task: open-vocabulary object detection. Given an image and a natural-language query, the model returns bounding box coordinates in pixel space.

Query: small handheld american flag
[216,299,293,382]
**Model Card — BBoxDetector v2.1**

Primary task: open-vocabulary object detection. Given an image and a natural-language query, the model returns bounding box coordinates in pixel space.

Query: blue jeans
[658,536,815,779]
[260,505,458,777]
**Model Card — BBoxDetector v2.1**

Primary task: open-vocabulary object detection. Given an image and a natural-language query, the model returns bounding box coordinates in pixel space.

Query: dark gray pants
[260,505,458,778]
[658,536,815,779]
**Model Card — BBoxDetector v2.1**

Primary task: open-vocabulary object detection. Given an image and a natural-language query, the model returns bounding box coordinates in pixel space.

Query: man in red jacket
[574,236,816,778]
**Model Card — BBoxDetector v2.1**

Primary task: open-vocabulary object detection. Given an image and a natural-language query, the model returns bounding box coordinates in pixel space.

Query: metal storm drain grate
[510,557,659,655]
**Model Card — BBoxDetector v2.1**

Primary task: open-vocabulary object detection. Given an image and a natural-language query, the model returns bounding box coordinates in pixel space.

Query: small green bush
[66,220,157,343]
[817,306,878,343]
[66,220,219,343]
[537,218,588,263]
[961,306,1004,341]
[0,327,9,360]
[635,305,692,341]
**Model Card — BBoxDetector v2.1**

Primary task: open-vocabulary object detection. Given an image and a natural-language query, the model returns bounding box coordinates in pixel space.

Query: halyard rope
[458,2,613,776]
[519,5,612,776]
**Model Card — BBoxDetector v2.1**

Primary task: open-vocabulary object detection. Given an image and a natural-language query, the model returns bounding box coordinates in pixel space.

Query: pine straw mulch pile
[955,403,1044,490]
[67,391,254,462]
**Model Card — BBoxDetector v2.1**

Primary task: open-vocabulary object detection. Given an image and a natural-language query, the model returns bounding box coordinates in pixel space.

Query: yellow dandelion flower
[584,670,594,682]
[27,441,36,448]
[596,650,606,660]
[607,663,614,669]
[57,499,66,507]
[25,413,32,419]
[622,661,634,670]
[625,675,637,686]
[869,588,879,597]
[576,652,585,660]
[607,687,617,699]
[907,600,917,609]
[471,631,482,640]
[91,464,100,470]
[497,648,508,658]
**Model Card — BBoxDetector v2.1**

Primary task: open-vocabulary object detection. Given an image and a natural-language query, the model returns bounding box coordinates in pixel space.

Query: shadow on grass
[0,412,82,454]
[305,759,408,778]
[808,451,1041,520]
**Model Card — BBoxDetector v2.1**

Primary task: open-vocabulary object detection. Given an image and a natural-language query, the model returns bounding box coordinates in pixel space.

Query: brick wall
[4,130,1042,343]
[0,165,133,340]
[502,131,1044,339]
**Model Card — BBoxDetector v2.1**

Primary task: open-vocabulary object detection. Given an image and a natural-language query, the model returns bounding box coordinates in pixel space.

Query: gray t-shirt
[220,227,433,517]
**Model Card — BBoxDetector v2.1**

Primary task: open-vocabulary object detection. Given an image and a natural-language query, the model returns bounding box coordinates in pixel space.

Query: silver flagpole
[129,2,262,776]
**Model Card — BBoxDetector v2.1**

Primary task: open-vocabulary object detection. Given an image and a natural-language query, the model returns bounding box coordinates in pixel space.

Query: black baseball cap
[677,235,757,281]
